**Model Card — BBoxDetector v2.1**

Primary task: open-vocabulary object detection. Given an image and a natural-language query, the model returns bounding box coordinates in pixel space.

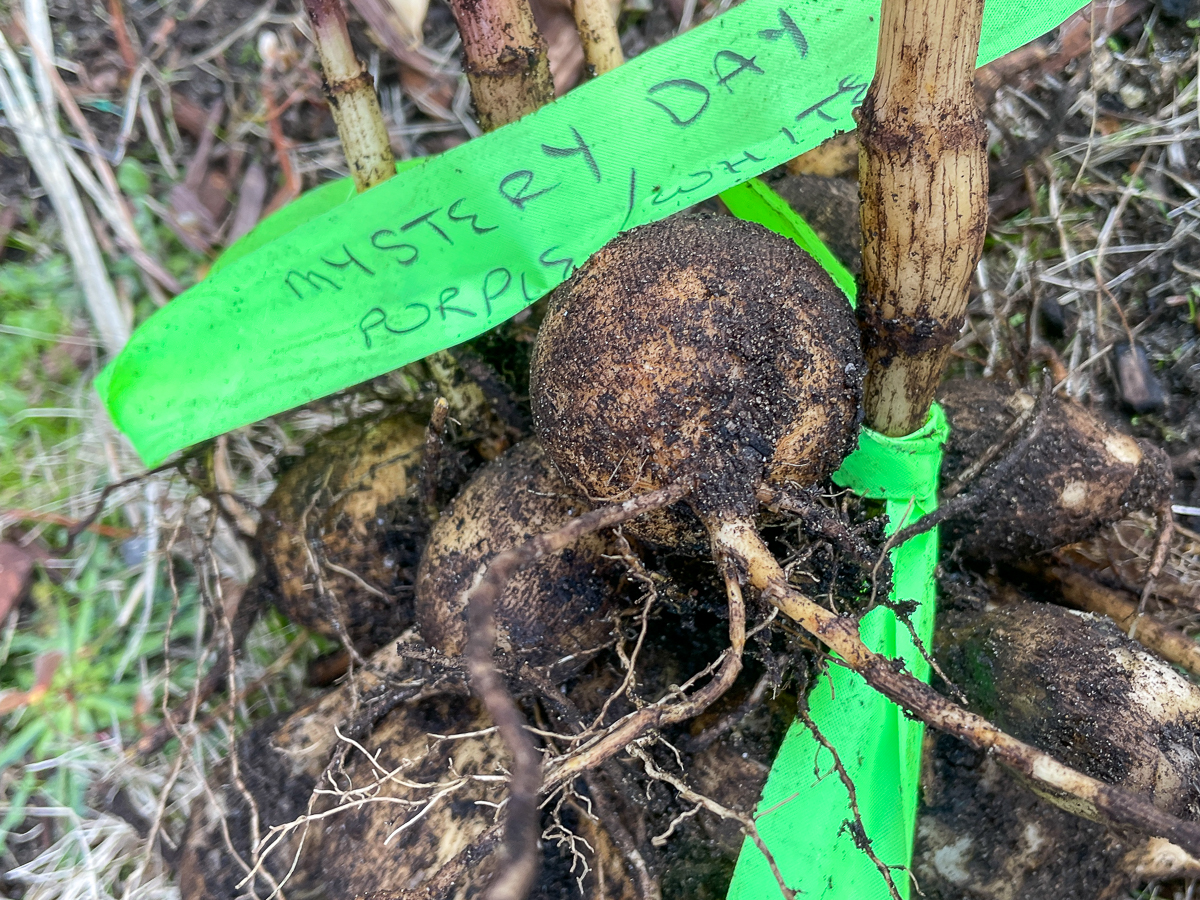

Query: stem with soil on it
[572,0,624,77]
[446,0,555,131]
[857,0,989,436]
[303,0,395,191]
[709,520,1200,858]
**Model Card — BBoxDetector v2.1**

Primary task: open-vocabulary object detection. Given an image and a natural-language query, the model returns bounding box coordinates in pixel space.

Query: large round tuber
[530,215,864,543]
[415,439,621,667]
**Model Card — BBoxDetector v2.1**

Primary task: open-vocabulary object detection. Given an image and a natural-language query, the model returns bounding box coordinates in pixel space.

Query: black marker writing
[539,247,575,280]
[542,126,601,182]
[285,270,339,299]
[436,287,475,319]
[359,303,430,348]
[622,168,638,228]
[321,243,375,276]
[714,50,764,93]
[447,198,498,234]
[646,79,710,127]
[758,9,808,57]
[483,267,512,316]
[796,75,870,124]
[650,169,714,206]
[499,170,559,210]
[371,229,420,265]
[520,272,539,303]
[402,209,453,244]
[718,150,764,174]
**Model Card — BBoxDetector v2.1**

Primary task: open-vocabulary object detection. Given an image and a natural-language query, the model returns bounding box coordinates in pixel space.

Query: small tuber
[415,439,621,668]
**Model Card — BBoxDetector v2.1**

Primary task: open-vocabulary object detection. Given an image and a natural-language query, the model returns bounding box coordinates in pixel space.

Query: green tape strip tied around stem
[727,406,948,900]
[96,0,1085,466]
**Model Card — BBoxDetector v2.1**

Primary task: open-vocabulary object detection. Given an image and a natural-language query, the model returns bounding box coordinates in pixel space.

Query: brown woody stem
[858,0,988,436]
[447,0,555,131]
[304,0,395,191]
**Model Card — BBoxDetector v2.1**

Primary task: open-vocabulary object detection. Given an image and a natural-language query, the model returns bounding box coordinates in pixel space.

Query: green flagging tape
[719,179,857,303]
[207,159,426,278]
[96,0,1086,465]
[727,406,948,900]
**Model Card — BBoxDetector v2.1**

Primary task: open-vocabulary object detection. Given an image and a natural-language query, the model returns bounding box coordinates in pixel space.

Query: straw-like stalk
[572,0,623,76]
[304,0,396,191]
[857,0,988,436]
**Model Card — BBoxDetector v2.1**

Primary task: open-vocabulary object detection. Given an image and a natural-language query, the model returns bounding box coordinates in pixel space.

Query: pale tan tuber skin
[415,439,620,667]
[531,215,864,545]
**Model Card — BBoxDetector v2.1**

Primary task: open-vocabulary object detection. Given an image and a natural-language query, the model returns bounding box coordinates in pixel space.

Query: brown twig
[465,480,693,900]
[106,0,139,72]
[2,508,135,540]
[1138,498,1176,616]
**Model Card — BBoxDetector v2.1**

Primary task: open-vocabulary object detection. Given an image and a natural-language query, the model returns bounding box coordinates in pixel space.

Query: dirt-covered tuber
[937,379,1172,562]
[257,413,432,653]
[917,598,1200,899]
[531,214,863,547]
[416,439,620,667]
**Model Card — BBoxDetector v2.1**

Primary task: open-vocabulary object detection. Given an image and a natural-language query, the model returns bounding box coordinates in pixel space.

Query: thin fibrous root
[540,520,747,796]
[712,523,1200,859]
[630,743,794,900]
[465,480,693,900]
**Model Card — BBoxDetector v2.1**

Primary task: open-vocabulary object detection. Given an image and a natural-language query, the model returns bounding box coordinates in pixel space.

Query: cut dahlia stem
[572,0,624,76]
[857,0,989,436]
[447,0,555,131]
[304,0,395,191]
